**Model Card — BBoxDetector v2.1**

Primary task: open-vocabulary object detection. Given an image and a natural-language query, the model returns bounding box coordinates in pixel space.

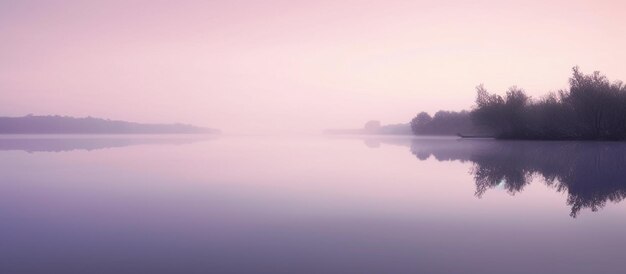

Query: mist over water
[2,135,626,274]
[4,1,626,134]
[3,1,626,273]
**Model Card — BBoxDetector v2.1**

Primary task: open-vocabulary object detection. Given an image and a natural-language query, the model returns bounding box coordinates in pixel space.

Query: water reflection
[0,135,215,152]
[4,136,626,273]
[364,137,626,217]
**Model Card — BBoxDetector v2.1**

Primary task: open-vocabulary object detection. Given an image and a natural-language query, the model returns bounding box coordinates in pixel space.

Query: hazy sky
[2,0,626,133]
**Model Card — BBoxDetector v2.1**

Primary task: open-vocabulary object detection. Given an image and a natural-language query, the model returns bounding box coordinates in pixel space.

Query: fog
[2,0,626,133]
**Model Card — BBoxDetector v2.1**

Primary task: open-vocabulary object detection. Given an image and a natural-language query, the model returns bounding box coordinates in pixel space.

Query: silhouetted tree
[471,67,626,140]
[363,120,381,132]
[410,110,473,135]
[410,112,432,134]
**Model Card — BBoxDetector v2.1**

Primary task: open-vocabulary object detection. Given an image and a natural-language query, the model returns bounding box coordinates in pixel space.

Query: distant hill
[0,115,220,134]
[325,120,412,135]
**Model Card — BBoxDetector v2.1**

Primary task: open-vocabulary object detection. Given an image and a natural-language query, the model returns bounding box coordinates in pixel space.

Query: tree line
[410,67,626,140]
[410,110,473,135]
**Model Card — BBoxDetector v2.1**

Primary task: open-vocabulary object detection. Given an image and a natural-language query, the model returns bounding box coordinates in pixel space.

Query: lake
[2,135,626,274]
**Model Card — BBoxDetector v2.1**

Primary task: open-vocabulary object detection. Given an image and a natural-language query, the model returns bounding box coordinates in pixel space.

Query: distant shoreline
[0,115,220,135]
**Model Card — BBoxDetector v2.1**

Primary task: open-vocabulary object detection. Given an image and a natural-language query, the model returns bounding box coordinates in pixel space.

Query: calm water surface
[2,135,626,274]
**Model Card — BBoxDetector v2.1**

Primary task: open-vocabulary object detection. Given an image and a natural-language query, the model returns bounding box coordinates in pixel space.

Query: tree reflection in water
[363,137,626,217]
[409,139,626,217]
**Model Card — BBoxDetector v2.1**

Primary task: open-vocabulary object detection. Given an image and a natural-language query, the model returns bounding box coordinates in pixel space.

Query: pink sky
[2,0,626,133]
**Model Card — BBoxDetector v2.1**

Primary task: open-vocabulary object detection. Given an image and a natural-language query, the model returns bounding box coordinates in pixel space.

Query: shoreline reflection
[0,135,216,153]
[360,136,626,217]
